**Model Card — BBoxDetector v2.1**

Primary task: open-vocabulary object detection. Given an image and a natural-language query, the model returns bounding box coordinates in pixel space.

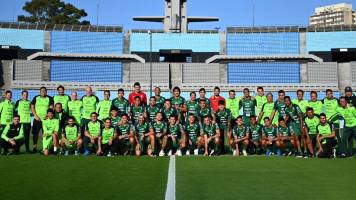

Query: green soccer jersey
[131,105,146,124]
[155,96,165,108]
[292,99,308,114]
[262,125,277,138]
[274,100,286,118]
[101,127,115,144]
[150,121,167,135]
[42,118,59,135]
[168,124,183,138]
[135,122,150,137]
[284,104,302,124]
[201,123,219,137]
[278,125,292,137]
[331,106,356,128]
[81,95,99,120]
[146,105,161,122]
[322,98,339,120]
[162,107,177,122]
[85,121,102,137]
[68,100,82,124]
[117,123,134,137]
[196,98,211,108]
[0,99,15,125]
[184,122,200,139]
[185,100,200,116]
[317,123,334,144]
[260,102,275,124]
[239,97,257,117]
[53,95,70,112]
[256,95,267,116]
[232,125,248,139]
[249,124,262,141]
[31,95,53,120]
[215,109,232,130]
[198,107,212,121]
[64,125,79,141]
[15,99,31,124]
[170,96,185,110]
[111,116,121,127]
[111,98,130,115]
[97,100,112,120]
[226,98,240,119]
[307,100,323,116]
[304,115,320,135]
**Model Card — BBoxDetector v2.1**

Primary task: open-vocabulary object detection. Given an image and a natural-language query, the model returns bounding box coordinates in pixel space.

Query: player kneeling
[135,114,155,156]
[247,116,263,155]
[261,117,279,156]
[201,116,221,156]
[83,112,102,156]
[316,113,337,158]
[42,109,60,156]
[184,114,204,155]
[231,116,249,156]
[0,115,24,155]
[167,115,186,156]
[116,114,136,155]
[60,116,82,156]
[276,117,294,156]
[97,118,118,157]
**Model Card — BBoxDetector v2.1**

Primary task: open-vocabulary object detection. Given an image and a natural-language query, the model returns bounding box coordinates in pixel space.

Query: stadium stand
[0,28,44,49]
[182,63,220,83]
[13,60,43,81]
[128,62,169,83]
[306,62,338,83]
[306,31,356,52]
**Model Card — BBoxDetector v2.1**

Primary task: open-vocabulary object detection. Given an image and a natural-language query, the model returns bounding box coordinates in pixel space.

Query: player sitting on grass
[83,112,102,156]
[167,115,186,156]
[60,116,82,156]
[184,113,203,155]
[97,118,117,157]
[135,114,155,156]
[231,116,249,156]
[277,117,294,156]
[42,109,59,156]
[0,115,24,155]
[201,116,221,156]
[150,112,168,156]
[247,115,263,155]
[316,113,337,158]
[116,114,136,155]
[262,117,279,156]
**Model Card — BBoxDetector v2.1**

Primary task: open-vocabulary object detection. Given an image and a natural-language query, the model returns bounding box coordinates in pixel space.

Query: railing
[227,25,356,33]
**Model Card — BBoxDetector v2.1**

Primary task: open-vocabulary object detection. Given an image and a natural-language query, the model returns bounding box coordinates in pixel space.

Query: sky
[1,0,356,30]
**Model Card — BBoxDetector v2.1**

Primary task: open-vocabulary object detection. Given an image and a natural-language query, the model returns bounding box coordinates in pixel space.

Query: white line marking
[165,156,176,200]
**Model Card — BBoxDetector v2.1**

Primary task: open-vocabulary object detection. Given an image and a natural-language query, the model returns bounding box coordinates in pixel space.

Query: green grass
[176,156,356,200]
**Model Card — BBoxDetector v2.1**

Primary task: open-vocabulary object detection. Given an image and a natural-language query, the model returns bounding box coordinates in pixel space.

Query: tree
[18,0,90,25]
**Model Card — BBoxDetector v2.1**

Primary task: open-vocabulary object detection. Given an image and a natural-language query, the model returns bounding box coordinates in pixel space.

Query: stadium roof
[205,54,323,64]
[27,52,145,63]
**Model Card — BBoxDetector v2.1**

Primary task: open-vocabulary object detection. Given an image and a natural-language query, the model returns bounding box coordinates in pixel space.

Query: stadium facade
[0,1,356,100]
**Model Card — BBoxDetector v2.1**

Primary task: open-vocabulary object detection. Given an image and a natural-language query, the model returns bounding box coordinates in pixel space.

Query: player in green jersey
[247,115,263,155]
[182,92,200,119]
[322,89,339,120]
[162,99,178,123]
[303,107,319,157]
[170,87,185,124]
[226,90,240,126]
[307,91,323,116]
[135,114,155,156]
[184,113,203,155]
[53,85,70,112]
[215,100,232,153]
[150,112,168,156]
[97,90,112,120]
[130,96,147,124]
[201,115,221,156]
[258,93,277,125]
[0,90,15,130]
[231,116,249,156]
[197,88,211,108]
[60,116,82,156]
[154,87,165,109]
[110,107,121,128]
[0,115,24,155]
[15,90,31,153]
[42,109,59,156]
[270,90,286,125]
[83,112,102,155]
[116,114,136,155]
[98,118,118,157]
[276,117,294,156]
[292,90,308,115]
[81,86,99,130]
[256,87,267,117]
[167,115,186,156]
[68,92,82,126]
[31,87,53,153]
[198,99,213,123]
[146,96,161,122]
[316,113,337,158]
[239,88,257,126]
[112,88,130,117]
[261,117,279,156]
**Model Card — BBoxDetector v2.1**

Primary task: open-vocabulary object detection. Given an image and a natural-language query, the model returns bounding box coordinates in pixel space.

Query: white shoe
[209,150,215,156]
[107,152,112,157]
[159,150,165,157]
[168,150,172,156]
[242,149,247,156]
[176,150,182,156]
[194,149,199,155]
[233,150,237,156]
[186,150,190,156]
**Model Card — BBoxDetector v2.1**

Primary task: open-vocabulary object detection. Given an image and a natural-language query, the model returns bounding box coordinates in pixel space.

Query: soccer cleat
[168,150,172,156]
[64,151,69,156]
[303,152,308,159]
[232,150,237,156]
[287,151,293,156]
[242,149,247,156]
[209,150,215,156]
[74,150,79,156]
[296,152,303,158]
[266,149,272,157]
[159,150,165,157]
[176,150,182,156]
[107,152,112,157]
[332,148,336,158]
[186,150,190,156]
[83,150,90,156]
[193,149,199,155]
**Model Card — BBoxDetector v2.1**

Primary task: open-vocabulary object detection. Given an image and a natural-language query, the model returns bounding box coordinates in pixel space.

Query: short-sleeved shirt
[239,97,257,117]
[117,123,134,138]
[85,121,102,137]
[284,104,302,124]
[42,118,59,135]
[168,124,183,138]
[131,105,146,124]
[201,123,220,137]
[278,125,293,137]
[150,121,167,135]
[304,116,320,135]
[31,95,54,120]
[185,100,200,117]
[64,125,79,141]
[232,125,248,139]
[248,124,262,141]
[111,98,130,115]
[97,100,112,120]
[15,99,31,124]
[146,105,161,122]
[135,122,150,137]
[68,100,82,124]
[307,100,323,116]
[215,109,232,130]
[162,107,177,122]
[53,95,70,112]
[0,99,15,125]
[81,95,99,120]
[184,122,200,139]
[100,128,115,144]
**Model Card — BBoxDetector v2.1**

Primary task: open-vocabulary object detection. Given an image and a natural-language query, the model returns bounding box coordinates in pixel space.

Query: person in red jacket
[129,82,147,106]
[209,86,225,112]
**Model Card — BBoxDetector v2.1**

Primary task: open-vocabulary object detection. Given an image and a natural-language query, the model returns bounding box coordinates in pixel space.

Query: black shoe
[32,147,38,154]
[338,154,347,158]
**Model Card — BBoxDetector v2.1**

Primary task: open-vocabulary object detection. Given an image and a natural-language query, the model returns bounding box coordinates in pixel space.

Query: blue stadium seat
[306,32,356,52]
[0,28,44,49]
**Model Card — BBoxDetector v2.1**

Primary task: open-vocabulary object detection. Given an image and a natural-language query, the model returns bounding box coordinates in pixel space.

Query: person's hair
[104,118,112,122]
[134,96,141,100]
[296,89,304,95]
[326,89,333,94]
[306,107,314,112]
[257,86,264,91]
[90,112,98,117]
[236,115,243,120]
[243,88,249,92]
[278,90,285,94]
[55,102,62,107]
[319,113,326,118]
[249,115,256,119]
[150,96,156,100]
[278,117,285,122]
[5,90,12,95]
[188,113,195,118]
[266,92,273,97]
[169,115,178,120]
[121,113,129,118]
[40,86,47,91]
[173,86,181,93]
[199,99,206,103]
[57,85,64,91]
[190,91,196,96]
[218,100,225,105]
[110,107,119,112]
[164,99,171,103]
[263,117,270,121]
[118,88,124,93]
[284,96,291,101]
[155,87,161,91]
[310,91,318,96]
[67,116,75,121]
[104,90,110,94]
[13,114,20,119]
[47,109,54,114]
[214,86,220,91]
[156,112,163,116]
[229,90,235,94]
[22,90,28,95]
[134,82,141,87]
[199,88,206,93]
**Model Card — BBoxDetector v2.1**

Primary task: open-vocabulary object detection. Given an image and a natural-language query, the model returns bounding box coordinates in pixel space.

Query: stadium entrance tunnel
[159,49,192,62]
[331,48,356,63]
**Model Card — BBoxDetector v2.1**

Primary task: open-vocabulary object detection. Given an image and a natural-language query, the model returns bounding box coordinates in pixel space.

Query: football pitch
[0,155,355,200]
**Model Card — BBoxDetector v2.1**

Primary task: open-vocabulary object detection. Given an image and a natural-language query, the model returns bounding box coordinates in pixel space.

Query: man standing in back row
[129,82,147,106]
